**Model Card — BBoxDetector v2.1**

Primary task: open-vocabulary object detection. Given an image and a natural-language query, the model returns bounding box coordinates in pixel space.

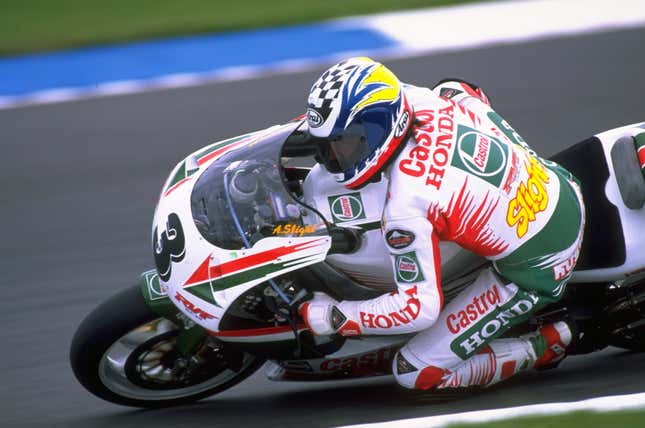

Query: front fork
[139,269,207,355]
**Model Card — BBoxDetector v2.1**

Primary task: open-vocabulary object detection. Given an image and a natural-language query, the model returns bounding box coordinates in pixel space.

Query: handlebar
[328,226,362,254]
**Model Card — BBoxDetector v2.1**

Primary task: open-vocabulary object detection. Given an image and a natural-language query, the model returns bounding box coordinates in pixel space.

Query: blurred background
[0,0,488,55]
[1,1,645,427]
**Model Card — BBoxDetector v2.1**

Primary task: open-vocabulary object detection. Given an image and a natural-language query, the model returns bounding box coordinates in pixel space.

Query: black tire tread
[69,285,264,407]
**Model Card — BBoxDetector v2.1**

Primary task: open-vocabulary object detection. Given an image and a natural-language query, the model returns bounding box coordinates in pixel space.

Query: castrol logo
[328,193,366,223]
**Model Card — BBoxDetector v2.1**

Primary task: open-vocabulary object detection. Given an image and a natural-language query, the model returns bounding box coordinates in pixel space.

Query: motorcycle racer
[299,57,585,390]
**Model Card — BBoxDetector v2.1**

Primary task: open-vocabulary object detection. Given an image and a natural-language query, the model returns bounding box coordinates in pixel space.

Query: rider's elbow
[411,304,441,332]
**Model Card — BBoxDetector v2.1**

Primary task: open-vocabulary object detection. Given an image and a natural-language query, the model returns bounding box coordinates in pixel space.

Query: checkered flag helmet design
[305,57,413,189]
[307,60,359,130]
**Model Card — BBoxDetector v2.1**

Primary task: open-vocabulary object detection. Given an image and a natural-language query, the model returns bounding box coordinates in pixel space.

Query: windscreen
[190,129,327,250]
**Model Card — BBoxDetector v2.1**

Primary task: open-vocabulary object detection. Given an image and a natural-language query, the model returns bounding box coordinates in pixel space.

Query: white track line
[337,392,645,428]
[364,0,645,53]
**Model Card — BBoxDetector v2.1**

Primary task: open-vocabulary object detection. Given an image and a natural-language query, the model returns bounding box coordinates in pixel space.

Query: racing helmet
[306,57,413,189]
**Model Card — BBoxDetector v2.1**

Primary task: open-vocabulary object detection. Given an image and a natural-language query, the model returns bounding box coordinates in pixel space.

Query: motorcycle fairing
[265,336,408,381]
[551,136,625,270]
[152,120,331,333]
[161,132,261,199]
[560,122,645,282]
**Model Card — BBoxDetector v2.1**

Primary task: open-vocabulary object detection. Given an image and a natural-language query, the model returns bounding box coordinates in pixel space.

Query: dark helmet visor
[328,107,391,172]
[329,123,371,171]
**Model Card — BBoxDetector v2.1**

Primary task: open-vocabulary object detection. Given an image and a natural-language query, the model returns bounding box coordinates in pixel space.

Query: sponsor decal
[450,124,509,187]
[174,292,217,320]
[506,156,550,238]
[328,193,366,223]
[553,254,577,281]
[385,229,415,249]
[439,87,463,99]
[398,106,455,190]
[307,108,323,128]
[272,223,317,237]
[143,270,167,301]
[394,110,411,138]
[395,252,424,283]
[320,347,395,374]
[450,292,540,359]
[446,284,502,334]
[153,213,186,282]
[360,286,421,329]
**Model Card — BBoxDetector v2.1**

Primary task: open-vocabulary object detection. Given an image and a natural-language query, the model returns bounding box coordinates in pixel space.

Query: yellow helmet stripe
[353,64,400,114]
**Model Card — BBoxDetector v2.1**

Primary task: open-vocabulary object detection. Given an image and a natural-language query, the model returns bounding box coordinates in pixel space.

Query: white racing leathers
[332,81,585,390]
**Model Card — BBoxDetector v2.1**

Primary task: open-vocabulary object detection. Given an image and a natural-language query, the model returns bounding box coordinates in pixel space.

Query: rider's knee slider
[392,349,445,390]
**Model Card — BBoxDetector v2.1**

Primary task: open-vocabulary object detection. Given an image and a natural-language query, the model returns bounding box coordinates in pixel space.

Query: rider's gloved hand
[299,293,362,336]
[299,292,338,335]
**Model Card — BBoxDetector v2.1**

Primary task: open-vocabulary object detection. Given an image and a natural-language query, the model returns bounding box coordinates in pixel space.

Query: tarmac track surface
[2,27,645,428]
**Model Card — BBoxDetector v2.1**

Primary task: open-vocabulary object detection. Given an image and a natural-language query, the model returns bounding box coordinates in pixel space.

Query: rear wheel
[70,285,265,407]
[606,282,645,353]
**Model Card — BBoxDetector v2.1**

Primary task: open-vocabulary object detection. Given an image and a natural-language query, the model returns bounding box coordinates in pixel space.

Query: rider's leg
[427,322,573,389]
[392,268,575,390]
[391,148,586,390]
[393,269,550,389]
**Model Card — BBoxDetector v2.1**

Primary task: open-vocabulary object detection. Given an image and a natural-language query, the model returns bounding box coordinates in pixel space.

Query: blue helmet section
[307,57,411,188]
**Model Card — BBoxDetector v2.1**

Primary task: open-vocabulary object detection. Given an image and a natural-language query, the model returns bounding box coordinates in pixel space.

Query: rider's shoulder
[383,159,437,221]
[402,83,445,110]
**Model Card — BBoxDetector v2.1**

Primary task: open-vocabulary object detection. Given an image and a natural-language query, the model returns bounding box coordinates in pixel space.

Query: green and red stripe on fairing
[181,238,329,304]
[162,133,258,197]
[210,324,307,337]
[185,237,328,285]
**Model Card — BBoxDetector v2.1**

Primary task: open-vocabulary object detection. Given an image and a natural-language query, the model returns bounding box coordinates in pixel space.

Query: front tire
[70,285,265,407]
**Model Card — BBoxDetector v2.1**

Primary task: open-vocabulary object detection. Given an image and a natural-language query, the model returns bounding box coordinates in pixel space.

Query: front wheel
[70,285,265,407]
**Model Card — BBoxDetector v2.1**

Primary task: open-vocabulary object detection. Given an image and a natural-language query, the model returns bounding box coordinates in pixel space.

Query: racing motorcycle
[70,118,645,407]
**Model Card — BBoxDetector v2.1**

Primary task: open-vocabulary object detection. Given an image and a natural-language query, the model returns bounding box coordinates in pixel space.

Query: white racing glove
[299,292,338,336]
[299,292,362,336]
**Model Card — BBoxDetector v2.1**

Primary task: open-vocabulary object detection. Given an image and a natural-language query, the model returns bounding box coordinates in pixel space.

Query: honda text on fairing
[70,116,645,407]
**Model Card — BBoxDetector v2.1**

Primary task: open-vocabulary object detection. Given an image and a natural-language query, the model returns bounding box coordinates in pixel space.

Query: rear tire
[70,285,265,407]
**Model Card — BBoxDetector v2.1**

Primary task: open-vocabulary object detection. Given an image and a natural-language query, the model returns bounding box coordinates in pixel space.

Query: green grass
[447,409,645,428]
[0,0,491,56]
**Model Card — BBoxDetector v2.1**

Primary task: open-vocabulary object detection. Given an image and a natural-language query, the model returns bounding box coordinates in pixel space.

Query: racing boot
[531,320,575,369]
[427,321,574,389]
